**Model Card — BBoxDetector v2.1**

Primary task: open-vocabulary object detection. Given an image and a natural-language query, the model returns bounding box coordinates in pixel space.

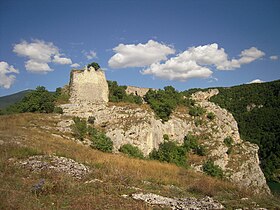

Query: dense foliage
[70,117,113,153]
[71,117,87,140]
[87,62,100,70]
[183,133,206,156]
[5,86,55,114]
[144,86,189,122]
[54,87,70,104]
[107,80,142,104]
[149,140,187,167]
[119,144,144,159]
[88,127,113,153]
[203,160,224,178]
[189,105,206,117]
[210,80,280,182]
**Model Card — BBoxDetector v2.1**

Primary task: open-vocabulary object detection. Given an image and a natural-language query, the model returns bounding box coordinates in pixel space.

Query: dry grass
[0,113,279,209]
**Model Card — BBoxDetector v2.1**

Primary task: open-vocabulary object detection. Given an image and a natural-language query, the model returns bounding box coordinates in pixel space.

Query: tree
[71,117,87,140]
[149,140,187,167]
[87,62,100,70]
[119,144,144,159]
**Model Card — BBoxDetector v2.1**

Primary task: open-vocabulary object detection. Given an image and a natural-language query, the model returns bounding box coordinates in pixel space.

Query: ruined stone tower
[69,66,109,104]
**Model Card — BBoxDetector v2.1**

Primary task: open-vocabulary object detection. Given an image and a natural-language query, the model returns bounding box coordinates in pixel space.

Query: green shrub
[87,116,96,124]
[189,105,205,117]
[55,87,70,104]
[183,133,206,156]
[163,134,169,141]
[194,119,203,127]
[203,160,223,178]
[71,117,87,140]
[119,144,144,159]
[149,141,187,167]
[107,80,143,104]
[89,127,113,153]
[87,62,100,70]
[53,107,63,114]
[6,86,55,114]
[224,136,233,147]
[207,112,215,120]
[144,86,187,122]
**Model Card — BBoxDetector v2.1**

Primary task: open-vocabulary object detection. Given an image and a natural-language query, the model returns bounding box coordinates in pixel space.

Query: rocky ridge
[59,67,270,194]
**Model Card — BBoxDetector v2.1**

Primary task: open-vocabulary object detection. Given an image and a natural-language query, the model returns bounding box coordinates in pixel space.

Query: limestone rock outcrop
[60,69,270,194]
[69,66,109,104]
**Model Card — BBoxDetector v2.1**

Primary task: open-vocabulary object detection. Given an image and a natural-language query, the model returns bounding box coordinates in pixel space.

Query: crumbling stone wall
[69,67,109,104]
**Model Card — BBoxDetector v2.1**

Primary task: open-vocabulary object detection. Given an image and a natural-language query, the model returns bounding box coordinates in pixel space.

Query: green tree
[144,86,187,122]
[6,86,55,113]
[119,144,144,159]
[88,127,113,153]
[107,80,142,104]
[203,160,223,178]
[87,62,100,70]
[149,140,187,167]
[71,117,87,140]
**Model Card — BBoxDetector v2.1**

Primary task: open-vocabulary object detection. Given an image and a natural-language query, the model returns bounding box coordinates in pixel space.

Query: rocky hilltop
[60,67,270,194]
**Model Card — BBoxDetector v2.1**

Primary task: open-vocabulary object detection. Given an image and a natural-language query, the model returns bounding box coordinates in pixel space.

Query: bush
[163,134,169,141]
[87,62,100,70]
[119,144,144,159]
[88,116,96,124]
[107,80,143,104]
[203,160,223,178]
[149,141,187,167]
[207,112,215,120]
[224,136,233,147]
[183,133,206,156]
[144,86,187,122]
[89,127,113,153]
[189,105,205,117]
[53,107,63,114]
[71,117,87,140]
[55,87,70,104]
[6,86,55,114]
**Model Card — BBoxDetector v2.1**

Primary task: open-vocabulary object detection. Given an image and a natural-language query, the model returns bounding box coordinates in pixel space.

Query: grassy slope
[0,113,279,209]
[0,90,32,109]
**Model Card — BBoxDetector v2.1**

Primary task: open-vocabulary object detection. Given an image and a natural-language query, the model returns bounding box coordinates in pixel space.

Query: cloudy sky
[0,0,279,96]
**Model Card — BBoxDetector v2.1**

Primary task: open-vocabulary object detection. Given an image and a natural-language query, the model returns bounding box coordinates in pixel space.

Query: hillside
[209,80,280,183]
[0,113,279,209]
[0,90,32,109]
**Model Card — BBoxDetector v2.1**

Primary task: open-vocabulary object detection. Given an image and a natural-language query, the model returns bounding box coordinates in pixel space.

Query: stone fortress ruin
[60,65,270,194]
[69,66,109,104]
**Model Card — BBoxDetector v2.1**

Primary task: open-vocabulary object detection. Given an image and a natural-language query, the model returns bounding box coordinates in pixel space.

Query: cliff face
[69,67,109,104]
[61,70,270,194]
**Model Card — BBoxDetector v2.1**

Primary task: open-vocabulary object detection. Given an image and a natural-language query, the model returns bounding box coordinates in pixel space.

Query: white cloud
[248,79,265,84]
[0,61,19,89]
[25,60,52,73]
[70,63,80,68]
[13,39,72,73]
[84,50,97,60]
[108,40,175,68]
[270,55,278,60]
[142,43,265,81]
[53,55,72,65]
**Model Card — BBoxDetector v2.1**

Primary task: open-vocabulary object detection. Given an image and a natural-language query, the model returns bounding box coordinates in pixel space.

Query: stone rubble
[132,193,225,210]
[18,155,90,179]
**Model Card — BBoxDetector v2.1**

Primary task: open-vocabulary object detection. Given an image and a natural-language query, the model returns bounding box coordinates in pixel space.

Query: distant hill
[209,79,280,183]
[0,90,33,109]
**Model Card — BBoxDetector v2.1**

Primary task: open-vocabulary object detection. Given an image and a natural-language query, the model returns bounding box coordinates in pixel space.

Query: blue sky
[0,0,279,96]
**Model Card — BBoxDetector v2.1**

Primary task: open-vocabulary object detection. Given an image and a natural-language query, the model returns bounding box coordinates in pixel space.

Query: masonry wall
[69,67,109,104]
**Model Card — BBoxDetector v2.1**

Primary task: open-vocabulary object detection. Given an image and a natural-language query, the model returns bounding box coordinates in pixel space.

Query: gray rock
[132,193,224,209]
